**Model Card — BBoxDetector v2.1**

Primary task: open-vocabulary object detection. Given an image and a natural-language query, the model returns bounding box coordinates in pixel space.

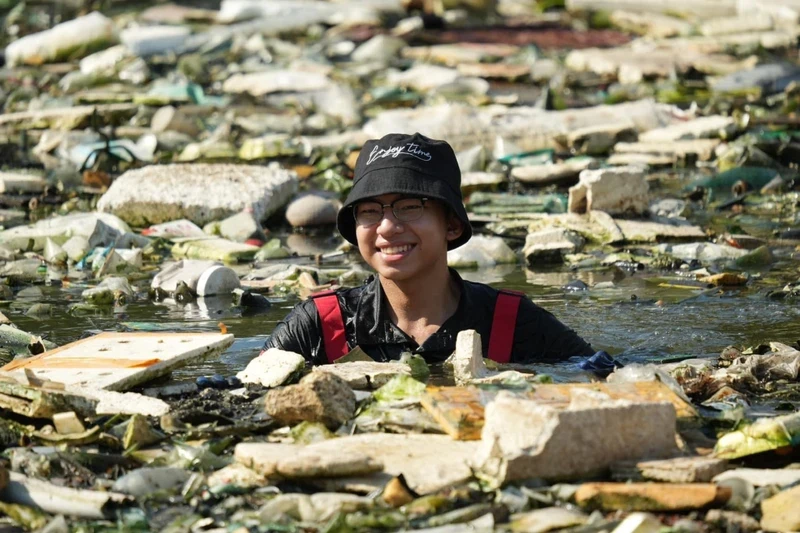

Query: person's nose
[375,208,404,236]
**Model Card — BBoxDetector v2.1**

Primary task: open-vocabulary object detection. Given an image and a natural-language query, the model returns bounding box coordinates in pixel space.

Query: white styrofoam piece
[1,332,233,391]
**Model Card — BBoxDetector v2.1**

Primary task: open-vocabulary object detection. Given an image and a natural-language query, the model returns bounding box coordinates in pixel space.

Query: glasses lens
[393,198,425,222]
[354,202,383,226]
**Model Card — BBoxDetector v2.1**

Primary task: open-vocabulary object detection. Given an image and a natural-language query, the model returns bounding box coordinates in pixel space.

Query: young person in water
[264,132,594,365]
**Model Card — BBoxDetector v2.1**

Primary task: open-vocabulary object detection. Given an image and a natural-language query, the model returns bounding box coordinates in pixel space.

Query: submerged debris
[1,0,800,530]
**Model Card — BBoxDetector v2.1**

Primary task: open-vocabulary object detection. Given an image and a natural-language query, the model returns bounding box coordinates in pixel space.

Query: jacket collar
[357,267,470,346]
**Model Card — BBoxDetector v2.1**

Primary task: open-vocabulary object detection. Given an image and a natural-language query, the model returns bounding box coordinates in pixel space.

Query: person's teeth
[382,244,412,254]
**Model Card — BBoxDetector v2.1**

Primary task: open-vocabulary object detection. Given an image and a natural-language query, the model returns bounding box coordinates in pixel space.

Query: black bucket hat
[336,132,472,250]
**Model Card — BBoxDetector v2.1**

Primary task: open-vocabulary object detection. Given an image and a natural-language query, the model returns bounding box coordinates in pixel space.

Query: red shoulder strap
[311,291,349,363]
[488,289,524,364]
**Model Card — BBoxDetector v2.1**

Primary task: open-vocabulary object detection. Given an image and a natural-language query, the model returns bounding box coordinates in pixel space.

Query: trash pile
[1,0,800,530]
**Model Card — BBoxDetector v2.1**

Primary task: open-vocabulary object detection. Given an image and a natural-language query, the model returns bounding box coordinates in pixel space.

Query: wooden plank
[420,381,698,441]
[1,332,233,391]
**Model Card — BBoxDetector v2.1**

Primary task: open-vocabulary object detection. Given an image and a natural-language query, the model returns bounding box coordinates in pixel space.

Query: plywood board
[1,332,234,391]
[421,381,698,441]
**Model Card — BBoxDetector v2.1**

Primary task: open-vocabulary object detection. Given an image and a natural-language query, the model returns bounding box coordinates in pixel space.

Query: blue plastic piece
[578,350,623,378]
[227,376,242,388]
[196,376,212,389]
[210,374,227,389]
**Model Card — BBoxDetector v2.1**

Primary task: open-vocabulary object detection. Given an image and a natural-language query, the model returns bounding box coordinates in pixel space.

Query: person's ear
[445,212,464,244]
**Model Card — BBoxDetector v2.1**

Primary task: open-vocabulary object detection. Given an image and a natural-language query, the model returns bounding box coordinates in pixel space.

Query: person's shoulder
[303,280,371,308]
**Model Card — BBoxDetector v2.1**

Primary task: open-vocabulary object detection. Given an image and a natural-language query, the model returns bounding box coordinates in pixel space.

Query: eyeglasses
[353,197,429,226]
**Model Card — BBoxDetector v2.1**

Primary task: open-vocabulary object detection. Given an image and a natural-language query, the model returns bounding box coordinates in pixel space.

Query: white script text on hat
[366,143,432,165]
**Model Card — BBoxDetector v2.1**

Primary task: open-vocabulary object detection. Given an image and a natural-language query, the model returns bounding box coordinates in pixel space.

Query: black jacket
[264,269,594,365]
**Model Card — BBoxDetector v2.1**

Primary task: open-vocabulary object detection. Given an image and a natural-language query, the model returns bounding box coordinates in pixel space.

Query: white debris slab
[566,47,755,84]
[613,139,721,161]
[609,11,692,38]
[0,332,234,392]
[0,212,131,252]
[654,242,748,262]
[512,159,592,186]
[316,362,412,390]
[566,0,737,17]
[699,13,774,35]
[363,100,681,153]
[639,116,738,143]
[0,103,138,131]
[451,330,491,385]
[568,167,649,216]
[447,236,517,268]
[151,260,240,295]
[223,70,333,97]
[217,0,339,24]
[96,164,298,226]
[0,173,47,194]
[714,468,800,487]
[80,389,171,416]
[237,348,306,388]
[476,390,678,484]
[524,228,586,264]
[237,433,479,494]
[386,64,462,92]
[121,25,191,56]
[5,12,118,67]
[614,220,706,242]
[3,472,131,519]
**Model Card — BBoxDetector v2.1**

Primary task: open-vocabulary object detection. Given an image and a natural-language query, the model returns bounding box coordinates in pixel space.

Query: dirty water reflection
[8,252,800,383]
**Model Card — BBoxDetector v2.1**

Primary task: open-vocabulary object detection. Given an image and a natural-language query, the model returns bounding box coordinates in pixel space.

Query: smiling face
[354,193,464,283]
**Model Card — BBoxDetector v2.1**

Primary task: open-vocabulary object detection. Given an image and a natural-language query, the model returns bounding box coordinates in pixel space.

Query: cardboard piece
[1,332,233,391]
[420,381,698,440]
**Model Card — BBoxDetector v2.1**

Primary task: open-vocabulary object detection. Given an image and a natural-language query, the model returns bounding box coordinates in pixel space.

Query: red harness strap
[311,291,349,363]
[487,289,524,364]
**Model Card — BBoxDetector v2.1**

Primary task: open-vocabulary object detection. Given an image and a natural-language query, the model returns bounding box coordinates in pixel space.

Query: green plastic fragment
[399,353,431,383]
[714,412,800,459]
[373,375,427,403]
[290,421,335,444]
[497,149,554,166]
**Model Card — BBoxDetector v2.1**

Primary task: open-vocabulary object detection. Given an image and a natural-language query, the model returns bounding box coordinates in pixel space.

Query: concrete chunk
[639,116,738,143]
[447,235,517,268]
[96,163,298,227]
[276,449,383,479]
[237,433,478,495]
[524,228,585,265]
[614,219,705,242]
[363,100,681,153]
[612,139,721,161]
[235,442,299,476]
[223,70,333,97]
[512,159,592,186]
[612,456,729,483]
[0,173,47,194]
[509,507,588,533]
[5,12,118,67]
[285,193,341,227]
[566,0,737,17]
[476,390,678,484]
[575,482,730,511]
[568,167,649,216]
[760,485,800,532]
[700,13,774,36]
[609,11,692,38]
[316,362,412,390]
[53,412,86,435]
[304,433,479,494]
[714,468,800,487]
[264,371,356,429]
